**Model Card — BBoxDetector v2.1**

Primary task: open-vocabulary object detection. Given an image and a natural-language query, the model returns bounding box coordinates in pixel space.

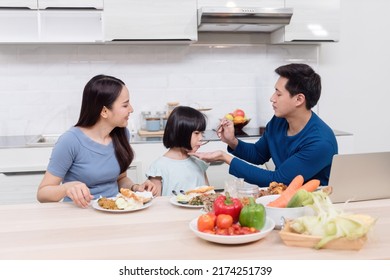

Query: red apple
[233,109,245,117]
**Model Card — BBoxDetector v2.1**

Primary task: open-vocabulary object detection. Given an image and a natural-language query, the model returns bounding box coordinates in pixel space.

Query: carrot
[300,179,320,192]
[267,175,304,208]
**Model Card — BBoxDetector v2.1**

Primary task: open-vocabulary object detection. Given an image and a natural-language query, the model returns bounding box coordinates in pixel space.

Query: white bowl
[256,194,312,229]
[189,217,275,245]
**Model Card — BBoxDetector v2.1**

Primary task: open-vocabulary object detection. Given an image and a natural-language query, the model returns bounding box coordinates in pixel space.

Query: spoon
[180,190,186,195]
[172,190,178,196]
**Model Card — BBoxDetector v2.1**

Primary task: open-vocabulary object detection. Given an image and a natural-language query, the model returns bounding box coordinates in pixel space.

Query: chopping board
[138,130,164,137]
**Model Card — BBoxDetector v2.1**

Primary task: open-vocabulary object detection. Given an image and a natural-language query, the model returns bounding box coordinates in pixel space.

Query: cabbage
[289,191,376,249]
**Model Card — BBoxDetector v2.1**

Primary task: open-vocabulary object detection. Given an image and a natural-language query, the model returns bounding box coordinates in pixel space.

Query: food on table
[185,186,215,194]
[197,213,259,236]
[258,181,288,197]
[263,175,327,209]
[286,184,331,208]
[200,193,220,212]
[239,197,266,230]
[120,188,152,204]
[175,186,218,207]
[98,197,119,210]
[197,213,216,232]
[267,175,304,208]
[216,214,233,229]
[213,192,243,223]
[97,195,143,211]
[285,190,376,249]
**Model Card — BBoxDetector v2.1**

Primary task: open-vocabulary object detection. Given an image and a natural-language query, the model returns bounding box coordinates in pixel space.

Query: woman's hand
[64,181,94,208]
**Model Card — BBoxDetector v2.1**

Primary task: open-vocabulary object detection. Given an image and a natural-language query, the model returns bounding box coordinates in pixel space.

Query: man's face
[270,77,299,118]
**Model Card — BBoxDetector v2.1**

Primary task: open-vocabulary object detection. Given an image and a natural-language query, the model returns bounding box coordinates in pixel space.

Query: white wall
[0,44,319,136]
[319,0,390,153]
[1,0,389,154]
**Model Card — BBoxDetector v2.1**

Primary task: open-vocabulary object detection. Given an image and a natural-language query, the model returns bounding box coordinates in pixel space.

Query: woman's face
[107,86,134,128]
[189,130,204,152]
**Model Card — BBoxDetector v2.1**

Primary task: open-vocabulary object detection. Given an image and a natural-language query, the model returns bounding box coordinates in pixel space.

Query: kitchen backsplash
[0,44,319,136]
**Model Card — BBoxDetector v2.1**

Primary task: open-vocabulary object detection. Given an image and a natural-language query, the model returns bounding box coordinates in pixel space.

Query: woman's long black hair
[75,74,134,173]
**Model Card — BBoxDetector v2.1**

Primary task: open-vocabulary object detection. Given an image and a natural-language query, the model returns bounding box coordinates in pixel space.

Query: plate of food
[169,196,204,209]
[170,186,219,209]
[189,217,275,245]
[92,188,154,213]
[92,196,152,213]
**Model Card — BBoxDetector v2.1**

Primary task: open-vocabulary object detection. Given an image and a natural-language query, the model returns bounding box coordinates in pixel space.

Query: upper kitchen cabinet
[0,1,39,42]
[104,0,197,43]
[38,0,103,9]
[0,0,37,8]
[39,0,104,43]
[270,0,340,43]
[0,0,104,43]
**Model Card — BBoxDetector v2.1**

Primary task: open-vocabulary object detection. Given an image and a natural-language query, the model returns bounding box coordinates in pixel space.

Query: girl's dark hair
[75,74,134,173]
[275,63,322,110]
[163,106,207,150]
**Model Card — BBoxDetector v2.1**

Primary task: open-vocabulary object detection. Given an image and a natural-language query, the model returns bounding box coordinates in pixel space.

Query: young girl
[146,106,210,196]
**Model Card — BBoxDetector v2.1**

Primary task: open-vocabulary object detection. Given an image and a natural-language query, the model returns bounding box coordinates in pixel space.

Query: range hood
[198,7,293,33]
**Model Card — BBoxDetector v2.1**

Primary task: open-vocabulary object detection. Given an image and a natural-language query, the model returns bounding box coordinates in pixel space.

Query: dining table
[0,196,389,260]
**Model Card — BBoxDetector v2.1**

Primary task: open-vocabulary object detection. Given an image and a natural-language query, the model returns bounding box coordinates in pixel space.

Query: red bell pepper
[213,192,243,223]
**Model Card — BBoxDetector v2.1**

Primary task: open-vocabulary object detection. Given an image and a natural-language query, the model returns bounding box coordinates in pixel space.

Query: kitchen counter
[0,196,387,260]
[0,128,352,148]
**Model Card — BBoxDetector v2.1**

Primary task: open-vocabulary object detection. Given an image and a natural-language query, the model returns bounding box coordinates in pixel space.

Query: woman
[146,106,209,196]
[37,74,157,208]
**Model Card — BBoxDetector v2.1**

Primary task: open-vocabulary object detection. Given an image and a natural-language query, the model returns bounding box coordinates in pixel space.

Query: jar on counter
[145,117,161,131]
[140,111,151,130]
[156,111,167,130]
[167,102,179,117]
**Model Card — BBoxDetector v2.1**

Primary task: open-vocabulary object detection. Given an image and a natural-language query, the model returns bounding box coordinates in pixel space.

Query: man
[191,63,338,187]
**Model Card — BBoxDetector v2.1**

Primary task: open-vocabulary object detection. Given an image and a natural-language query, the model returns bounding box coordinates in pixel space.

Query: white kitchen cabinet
[271,0,340,43]
[0,0,37,8]
[104,0,197,43]
[38,0,103,9]
[0,147,141,205]
[39,10,103,43]
[0,0,103,43]
[0,9,39,42]
[0,171,44,204]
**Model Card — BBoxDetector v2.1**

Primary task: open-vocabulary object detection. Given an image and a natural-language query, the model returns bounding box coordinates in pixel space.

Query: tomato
[197,213,216,232]
[215,228,228,235]
[216,214,233,229]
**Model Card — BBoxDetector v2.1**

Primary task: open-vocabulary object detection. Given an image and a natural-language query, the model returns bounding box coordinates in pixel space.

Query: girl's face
[189,130,204,152]
[106,86,134,128]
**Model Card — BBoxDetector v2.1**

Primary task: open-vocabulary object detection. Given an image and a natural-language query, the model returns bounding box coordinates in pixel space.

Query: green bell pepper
[239,197,266,230]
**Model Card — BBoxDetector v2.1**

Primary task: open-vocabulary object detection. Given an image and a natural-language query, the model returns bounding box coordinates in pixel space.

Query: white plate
[92,198,153,213]
[169,196,204,209]
[189,217,275,245]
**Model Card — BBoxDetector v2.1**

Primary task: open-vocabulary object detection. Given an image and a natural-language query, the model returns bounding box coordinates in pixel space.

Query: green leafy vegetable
[289,190,376,249]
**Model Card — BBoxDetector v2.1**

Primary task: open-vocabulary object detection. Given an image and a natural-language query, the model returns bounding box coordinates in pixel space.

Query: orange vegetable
[267,175,304,208]
[300,179,320,192]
